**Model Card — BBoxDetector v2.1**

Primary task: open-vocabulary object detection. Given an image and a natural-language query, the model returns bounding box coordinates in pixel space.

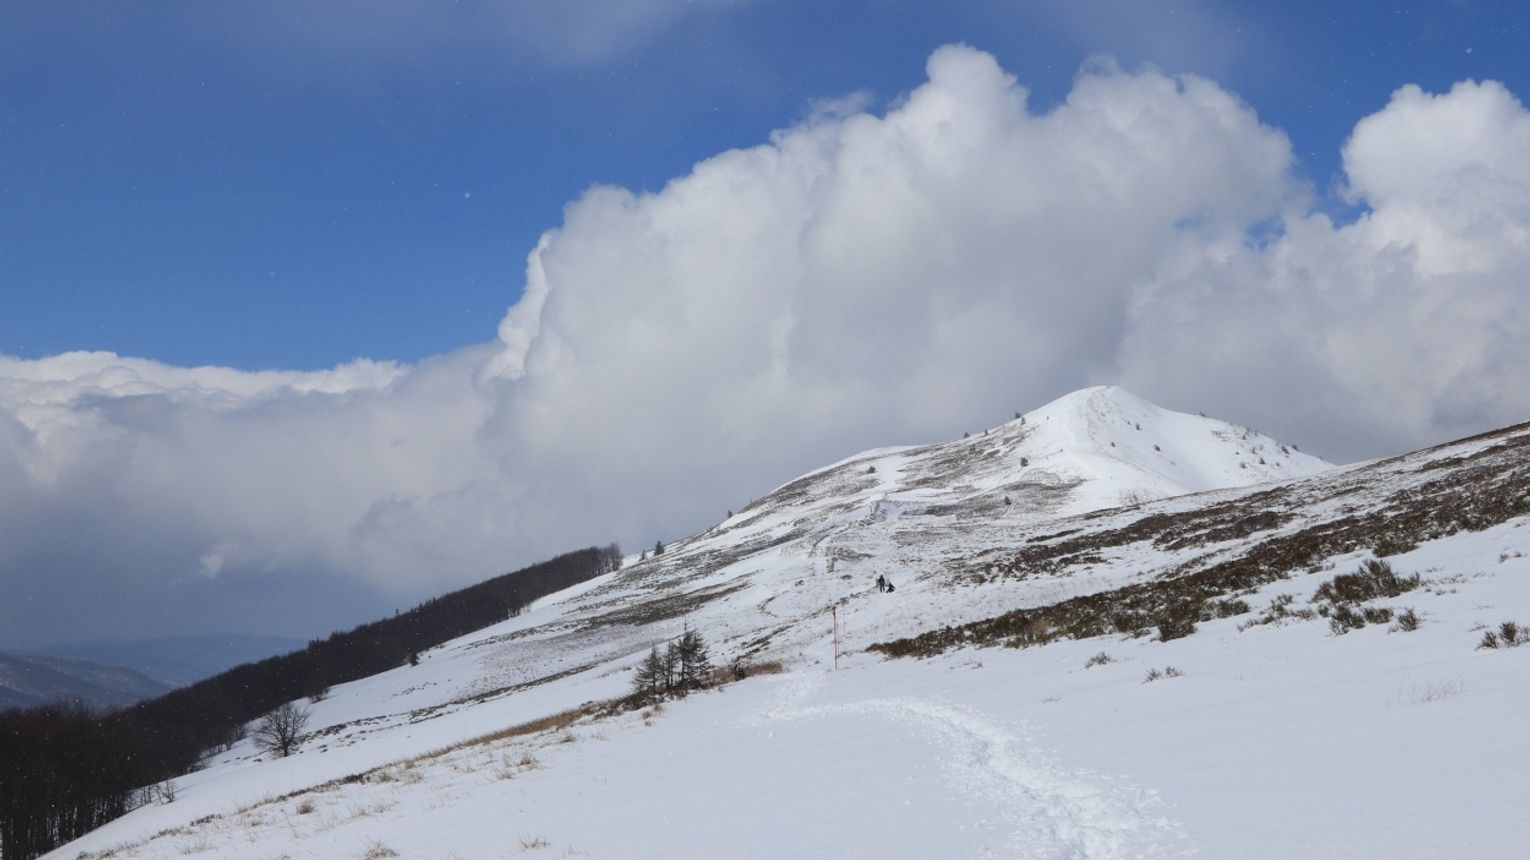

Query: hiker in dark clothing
[885,579,895,593]
[875,574,887,593]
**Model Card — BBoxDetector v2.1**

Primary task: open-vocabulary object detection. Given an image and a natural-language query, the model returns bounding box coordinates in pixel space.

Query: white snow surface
[47,387,1530,860]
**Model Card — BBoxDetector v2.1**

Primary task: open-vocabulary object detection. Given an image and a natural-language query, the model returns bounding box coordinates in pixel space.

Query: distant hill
[0,651,170,711]
[32,635,305,687]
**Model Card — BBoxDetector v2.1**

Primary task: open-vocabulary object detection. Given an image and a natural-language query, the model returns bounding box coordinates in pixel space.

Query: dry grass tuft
[1394,677,1466,705]
[402,707,590,767]
[360,839,399,859]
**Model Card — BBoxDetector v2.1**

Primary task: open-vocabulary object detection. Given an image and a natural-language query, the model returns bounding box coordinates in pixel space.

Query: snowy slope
[49,390,1530,860]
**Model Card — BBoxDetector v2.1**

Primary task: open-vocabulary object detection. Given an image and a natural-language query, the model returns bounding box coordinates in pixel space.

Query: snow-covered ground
[47,388,1530,859]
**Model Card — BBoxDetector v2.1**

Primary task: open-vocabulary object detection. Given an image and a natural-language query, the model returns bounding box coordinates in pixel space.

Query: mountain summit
[726,385,1331,540]
[1009,385,1331,508]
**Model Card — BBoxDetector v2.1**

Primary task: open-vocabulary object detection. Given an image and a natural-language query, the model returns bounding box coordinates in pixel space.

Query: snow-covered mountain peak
[1009,384,1332,512]
[716,386,1330,548]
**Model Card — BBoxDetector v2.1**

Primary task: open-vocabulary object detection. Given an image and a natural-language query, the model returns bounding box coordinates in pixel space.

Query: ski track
[753,672,1188,860]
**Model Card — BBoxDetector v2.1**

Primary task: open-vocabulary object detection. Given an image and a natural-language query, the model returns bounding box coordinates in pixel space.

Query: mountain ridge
[0,652,170,712]
[29,635,306,688]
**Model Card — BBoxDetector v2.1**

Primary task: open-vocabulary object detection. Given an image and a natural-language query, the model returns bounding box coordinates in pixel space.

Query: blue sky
[4,0,1524,370]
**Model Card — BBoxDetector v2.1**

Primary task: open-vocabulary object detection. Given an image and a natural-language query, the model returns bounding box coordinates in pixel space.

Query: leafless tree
[252,702,311,758]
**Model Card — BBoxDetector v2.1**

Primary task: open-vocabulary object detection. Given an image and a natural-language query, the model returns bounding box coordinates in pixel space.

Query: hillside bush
[1480,621,1529,649]
[1157,617,1197,642]
[1328,604,1394,635]
[1205,598,1252,619]
[1373,534,1420,557]
[1392,608,1422,632]
[1312,559,1421,605]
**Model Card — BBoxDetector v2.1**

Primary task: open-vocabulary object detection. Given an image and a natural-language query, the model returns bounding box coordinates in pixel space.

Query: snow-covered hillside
[49,389,1530,859]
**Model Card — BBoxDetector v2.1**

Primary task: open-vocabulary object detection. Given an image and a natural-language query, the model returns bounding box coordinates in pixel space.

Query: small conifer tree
[673,627,712,692]
[632,647,666,705]
[660,643,678,694]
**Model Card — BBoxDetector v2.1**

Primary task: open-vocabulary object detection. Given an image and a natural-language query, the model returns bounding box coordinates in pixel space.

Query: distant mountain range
[0,634,304,711]
[30,634,305,687]
[0,651,169,711]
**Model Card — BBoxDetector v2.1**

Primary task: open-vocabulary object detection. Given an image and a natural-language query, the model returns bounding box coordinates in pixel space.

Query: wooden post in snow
[831,604,840,670]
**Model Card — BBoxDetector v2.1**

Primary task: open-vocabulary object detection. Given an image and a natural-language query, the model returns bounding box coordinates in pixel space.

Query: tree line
[0,544,621,860]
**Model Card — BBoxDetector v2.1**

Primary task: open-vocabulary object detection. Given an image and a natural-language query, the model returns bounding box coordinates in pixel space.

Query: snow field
[56,517,1530,858]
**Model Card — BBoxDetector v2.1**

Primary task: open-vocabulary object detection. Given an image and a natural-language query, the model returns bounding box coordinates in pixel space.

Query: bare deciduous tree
[252,702,311,758]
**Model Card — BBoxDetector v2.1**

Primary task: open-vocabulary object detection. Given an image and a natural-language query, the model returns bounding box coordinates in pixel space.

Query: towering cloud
[1120,79,1530,456]
[5,47,1529,646]
[484,47,1296,549]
